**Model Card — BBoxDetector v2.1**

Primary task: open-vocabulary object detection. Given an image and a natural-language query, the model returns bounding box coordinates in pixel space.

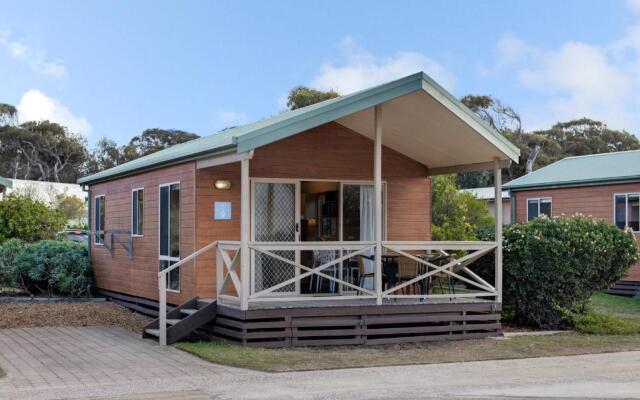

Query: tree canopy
[286,86,339,110]
[83,129,200,175]
[0,103,201,181]
[431,174,494,241]
[457,95,640,188]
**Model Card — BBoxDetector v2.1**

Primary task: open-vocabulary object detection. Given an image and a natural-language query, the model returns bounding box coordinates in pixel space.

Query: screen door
[252,180,299,294]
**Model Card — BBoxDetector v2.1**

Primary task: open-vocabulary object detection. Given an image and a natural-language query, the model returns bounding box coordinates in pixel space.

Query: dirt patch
[0,301,151,333]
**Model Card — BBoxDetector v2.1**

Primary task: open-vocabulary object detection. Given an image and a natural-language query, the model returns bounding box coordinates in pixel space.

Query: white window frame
[158,182,181,293]
[94,194,106,246]
[613,192,640,233]
[526,197,552,221]
[131,187,144,237]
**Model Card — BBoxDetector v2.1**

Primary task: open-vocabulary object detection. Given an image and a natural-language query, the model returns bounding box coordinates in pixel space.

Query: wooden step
[145,328,159,337]
[197,299,214,308]
[142,297,217,345]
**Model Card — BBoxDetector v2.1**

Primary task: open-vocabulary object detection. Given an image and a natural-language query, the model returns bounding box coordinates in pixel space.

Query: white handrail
[157,240,229,346]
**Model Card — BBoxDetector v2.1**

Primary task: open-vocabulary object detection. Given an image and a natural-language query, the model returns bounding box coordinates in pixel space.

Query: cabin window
[94,195,105,245]
[159,183,180,291]
[615,193,640,231]
[527,198,552,221]
[132,188,144,236]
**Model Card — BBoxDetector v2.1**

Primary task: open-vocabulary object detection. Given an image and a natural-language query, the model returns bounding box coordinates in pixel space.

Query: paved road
[0,326,639,400]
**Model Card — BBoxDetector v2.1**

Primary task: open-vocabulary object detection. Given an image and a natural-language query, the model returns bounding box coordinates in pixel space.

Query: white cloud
[17,90,92,135]
[310,36,455,94]
[488,25,640,133]
[628,0,640,13]
[215,109,249,127]
[0,30,66,78]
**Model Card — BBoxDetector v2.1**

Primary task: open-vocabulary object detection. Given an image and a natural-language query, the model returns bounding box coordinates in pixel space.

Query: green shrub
[572,308,640,335]
[0,194,67,244]
[0,238,26,288]
[12,240,91,296]
[431,175,494,241]
[503,215,638,329]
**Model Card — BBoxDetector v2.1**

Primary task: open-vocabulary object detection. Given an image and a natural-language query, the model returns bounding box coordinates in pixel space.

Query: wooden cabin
[78,72,520,346]
[505,150,640,297]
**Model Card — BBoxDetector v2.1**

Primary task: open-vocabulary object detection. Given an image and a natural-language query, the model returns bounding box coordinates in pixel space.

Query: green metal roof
[504,150,640,190]
[79,72,520,185]
[0,176,12,189]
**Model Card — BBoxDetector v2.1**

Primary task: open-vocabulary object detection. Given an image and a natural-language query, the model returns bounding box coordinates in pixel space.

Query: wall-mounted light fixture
[214,179,231,190]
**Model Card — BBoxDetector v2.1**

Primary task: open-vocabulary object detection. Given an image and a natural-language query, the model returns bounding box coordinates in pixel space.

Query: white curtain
[360,185,375,289]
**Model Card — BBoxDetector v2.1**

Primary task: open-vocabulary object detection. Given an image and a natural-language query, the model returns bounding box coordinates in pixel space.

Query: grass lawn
[176,293,640,372]
[176,333,640,372]
[591,292,640,319]
[572,293,640,335]
[0,366,4,378]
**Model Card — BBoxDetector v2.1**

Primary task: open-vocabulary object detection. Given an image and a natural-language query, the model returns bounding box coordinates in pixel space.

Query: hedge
[502,215,638,328]
[0,239,91,296]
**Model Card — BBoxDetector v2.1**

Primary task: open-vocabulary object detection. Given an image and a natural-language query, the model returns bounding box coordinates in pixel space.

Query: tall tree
[0,120,87,182]
[286,86,339,110]
[123,128,200,157]
[85,129,200,174]
[84,138,127,175]
[458,95,524,186]
[0,104,17,126]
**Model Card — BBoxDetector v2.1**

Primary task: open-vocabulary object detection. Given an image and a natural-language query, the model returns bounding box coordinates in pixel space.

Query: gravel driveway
[0,326,638,400]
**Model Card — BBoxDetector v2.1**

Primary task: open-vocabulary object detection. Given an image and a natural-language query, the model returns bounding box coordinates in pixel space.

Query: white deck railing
[238,240,498,305]
[156,239,497,345]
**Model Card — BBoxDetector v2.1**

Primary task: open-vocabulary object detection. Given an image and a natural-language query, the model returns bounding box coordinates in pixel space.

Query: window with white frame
[615,193,639,231]
[527,197,552,221]
[159,183,180,291]
[132,188,144,236]
[94,195,106,244]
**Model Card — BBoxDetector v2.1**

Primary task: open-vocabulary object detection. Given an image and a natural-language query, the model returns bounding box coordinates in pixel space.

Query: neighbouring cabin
[505,151,640,296]
[79,72,520,346]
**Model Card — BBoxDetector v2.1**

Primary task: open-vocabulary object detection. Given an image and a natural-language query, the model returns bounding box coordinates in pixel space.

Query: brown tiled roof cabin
[504,150,640,297]
[78,72,520,346]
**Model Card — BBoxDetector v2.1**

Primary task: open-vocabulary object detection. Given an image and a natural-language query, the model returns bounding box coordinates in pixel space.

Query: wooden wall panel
[513,183,640,281]
[89,162,196,304]
[92,122,431,301]
[194,122,430,298]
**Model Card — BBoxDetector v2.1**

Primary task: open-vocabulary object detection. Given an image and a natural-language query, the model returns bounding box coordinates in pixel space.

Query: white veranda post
[494,158,503,304]
[240,157,250,310]
[374,105,383,305]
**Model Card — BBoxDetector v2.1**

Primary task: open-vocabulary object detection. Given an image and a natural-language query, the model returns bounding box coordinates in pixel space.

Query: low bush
[0,238,26,288]
[572,308,640,335]
[1,239,91,296]
[0,194,67,244]
[503,215,638,329]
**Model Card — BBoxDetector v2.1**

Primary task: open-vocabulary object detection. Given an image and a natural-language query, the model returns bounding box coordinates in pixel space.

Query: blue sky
[2,0,640,146]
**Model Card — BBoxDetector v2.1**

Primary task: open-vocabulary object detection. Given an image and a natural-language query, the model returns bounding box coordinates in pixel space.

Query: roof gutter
[78,144,237,185]
[506,175,640,192]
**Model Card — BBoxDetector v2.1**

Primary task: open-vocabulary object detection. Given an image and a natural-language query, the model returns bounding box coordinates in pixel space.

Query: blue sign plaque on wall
[214,202,232,220]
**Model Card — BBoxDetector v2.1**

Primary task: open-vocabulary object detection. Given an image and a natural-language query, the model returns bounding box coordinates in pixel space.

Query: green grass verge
[0,366,5,378]
[176,333,640,372]
[590,292,640,319]
[572,293,640,335]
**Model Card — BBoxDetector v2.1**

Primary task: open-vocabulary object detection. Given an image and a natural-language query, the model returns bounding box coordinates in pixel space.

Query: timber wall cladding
[194,121,431,298]
[513,183,640,281]
[90,162,197,305]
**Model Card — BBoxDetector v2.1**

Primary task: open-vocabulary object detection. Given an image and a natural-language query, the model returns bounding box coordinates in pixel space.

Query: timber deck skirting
[208,302,502,347]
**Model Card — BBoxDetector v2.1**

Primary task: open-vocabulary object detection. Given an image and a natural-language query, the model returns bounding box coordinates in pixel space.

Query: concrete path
[0,326,639,400]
